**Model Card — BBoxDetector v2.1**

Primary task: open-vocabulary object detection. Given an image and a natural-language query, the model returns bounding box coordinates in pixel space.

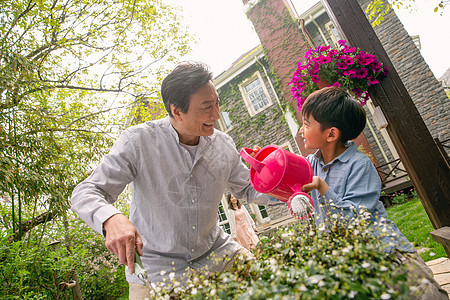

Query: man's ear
[327,127,341,142]
[170,104,182,121]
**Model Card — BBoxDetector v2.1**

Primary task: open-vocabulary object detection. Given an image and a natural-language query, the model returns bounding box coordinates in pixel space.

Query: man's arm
[71,129,141,273]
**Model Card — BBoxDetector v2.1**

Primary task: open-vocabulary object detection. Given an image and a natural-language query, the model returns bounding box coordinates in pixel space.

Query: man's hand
[103,214,143,275]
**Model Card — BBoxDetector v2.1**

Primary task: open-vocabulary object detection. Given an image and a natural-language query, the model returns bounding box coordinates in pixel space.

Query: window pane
[245,78,260,93]
[249,86,269,111]
[221,111,232,129]
[258,205,269,218]
[218,203,227,222]
[220,223,231,234]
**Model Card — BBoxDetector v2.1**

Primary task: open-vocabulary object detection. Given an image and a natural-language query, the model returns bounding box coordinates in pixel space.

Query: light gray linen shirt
[71,117,269,284]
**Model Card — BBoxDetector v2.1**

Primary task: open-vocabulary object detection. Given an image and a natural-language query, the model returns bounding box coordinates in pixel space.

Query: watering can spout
[240,147,265,173]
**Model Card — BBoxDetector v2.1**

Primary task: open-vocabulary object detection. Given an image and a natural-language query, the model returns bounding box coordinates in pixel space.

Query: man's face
[172,80,220,145]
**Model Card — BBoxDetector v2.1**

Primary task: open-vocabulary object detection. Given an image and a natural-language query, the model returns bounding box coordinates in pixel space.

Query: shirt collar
[313,141,358,166]
[162,116,213,148]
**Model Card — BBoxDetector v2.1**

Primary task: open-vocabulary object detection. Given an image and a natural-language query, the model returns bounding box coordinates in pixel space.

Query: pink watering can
[240,145,315,220]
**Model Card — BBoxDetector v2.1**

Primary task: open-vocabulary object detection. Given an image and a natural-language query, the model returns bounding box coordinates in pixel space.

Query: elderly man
[71,61,276,298]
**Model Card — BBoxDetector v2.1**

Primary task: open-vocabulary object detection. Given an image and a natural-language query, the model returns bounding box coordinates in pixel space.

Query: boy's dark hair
[161,61,213,118]
[302,86,366,143]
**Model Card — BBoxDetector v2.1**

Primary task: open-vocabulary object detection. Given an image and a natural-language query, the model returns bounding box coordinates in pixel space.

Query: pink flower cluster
[290,40,388,110]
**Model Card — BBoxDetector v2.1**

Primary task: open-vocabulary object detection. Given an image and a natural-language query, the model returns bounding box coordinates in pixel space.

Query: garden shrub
[0,217,128,299]
[150,213,416,299]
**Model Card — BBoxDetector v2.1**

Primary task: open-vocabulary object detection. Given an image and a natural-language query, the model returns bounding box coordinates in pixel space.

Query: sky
[177,0,450,79]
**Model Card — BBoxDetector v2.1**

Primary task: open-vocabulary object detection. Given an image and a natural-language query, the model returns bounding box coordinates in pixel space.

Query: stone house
[215,0,449,231]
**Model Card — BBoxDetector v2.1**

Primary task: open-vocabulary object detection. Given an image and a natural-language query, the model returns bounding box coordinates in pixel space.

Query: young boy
[300,87,448,299]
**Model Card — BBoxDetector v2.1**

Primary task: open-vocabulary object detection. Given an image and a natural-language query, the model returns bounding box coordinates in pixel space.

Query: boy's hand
[249,145,261,157]
[302,176,329,196]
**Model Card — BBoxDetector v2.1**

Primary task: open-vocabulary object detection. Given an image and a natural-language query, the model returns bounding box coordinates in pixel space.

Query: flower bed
[151,214,416,299]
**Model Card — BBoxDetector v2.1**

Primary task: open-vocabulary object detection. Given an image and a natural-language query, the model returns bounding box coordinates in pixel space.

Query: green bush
[0,217,128,299]
[151,214,417,299]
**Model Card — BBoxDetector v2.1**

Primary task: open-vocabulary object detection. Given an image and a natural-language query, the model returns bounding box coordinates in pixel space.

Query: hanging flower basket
[290,40,388,111]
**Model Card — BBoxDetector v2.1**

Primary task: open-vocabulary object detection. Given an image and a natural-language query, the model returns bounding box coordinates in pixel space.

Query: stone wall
[217,60,298,220]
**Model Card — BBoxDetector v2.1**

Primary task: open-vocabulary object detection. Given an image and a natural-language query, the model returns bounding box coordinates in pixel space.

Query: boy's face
[300,114,329,149]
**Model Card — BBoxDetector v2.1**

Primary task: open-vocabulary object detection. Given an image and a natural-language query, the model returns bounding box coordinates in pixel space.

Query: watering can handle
[240,147,265,173]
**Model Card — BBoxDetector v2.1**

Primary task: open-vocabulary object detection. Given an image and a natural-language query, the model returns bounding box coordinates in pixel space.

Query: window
[218,110,233,131]
[218,202,230,234]
[325,21,341,46]
[258,205,269,218]
[240,71,273,116]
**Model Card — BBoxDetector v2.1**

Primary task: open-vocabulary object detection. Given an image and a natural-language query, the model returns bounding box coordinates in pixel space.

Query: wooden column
[321,0,450,254]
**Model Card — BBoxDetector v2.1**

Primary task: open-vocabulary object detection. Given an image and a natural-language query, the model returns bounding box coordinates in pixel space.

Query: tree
[1,0,192,242]
[1,0,193,297]
[365,0,449,26]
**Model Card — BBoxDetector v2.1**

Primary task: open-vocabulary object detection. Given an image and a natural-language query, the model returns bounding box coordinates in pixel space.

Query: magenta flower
[367,76,379,85]
[318,55,332,64]
[343,56,354,65]
[290,39,387,110]
[332,81,341,87]
[336,62,348,70]
[343,69,356,78]
[355,68,368,78]
[319,45,331,52]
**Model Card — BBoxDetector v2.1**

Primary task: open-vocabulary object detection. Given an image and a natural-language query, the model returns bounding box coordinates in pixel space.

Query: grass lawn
[386,197,447,262]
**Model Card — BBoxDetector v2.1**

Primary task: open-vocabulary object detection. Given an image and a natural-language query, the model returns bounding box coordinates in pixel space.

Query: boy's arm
[307,159,381,218]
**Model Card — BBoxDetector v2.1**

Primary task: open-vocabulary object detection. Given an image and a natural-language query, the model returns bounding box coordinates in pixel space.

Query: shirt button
[191,249,195,252]
[192,226,196,230]
[322,168,327,172]
[190,174,193,178]
[192,199,195,203]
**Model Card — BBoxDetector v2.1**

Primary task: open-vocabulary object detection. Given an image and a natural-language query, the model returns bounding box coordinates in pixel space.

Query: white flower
[169,272,175,281]
[191,288,197,295]
[349,291,357,298]
[380,265,388,271]
[275,243,282,249]
[361,262,370,269]
[430,252,436,256]
[380,292,391,299]
[318,224,326,231]
[210,289,216,296]
[160,270,166,276]
[332,250,339,256]
[309,230,315,236]
[318,281,325,287]
[299,285,307,291]
[332,213,338,219]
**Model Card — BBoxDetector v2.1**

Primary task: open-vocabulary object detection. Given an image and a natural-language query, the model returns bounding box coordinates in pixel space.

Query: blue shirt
[71,117,271,284]
[307,141,415,253]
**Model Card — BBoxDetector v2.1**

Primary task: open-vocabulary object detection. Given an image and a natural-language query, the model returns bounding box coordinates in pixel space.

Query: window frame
[239,71,273,117]
[217,110,233,132]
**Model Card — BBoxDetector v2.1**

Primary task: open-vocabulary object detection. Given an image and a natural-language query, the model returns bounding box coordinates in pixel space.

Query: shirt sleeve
[319,158,381,219]
[225,140,269,206]
[70,129,138,235]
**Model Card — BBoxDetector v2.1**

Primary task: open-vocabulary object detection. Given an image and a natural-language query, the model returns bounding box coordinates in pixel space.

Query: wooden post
[321,0,450,254]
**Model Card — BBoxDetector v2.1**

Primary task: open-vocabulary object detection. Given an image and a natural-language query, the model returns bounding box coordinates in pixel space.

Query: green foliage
[150,216,415,299]
[1,0,193,297]
[0,215,128,299]
[365,0,448,26]
[386,197,446,261]
[1,0,192,238]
